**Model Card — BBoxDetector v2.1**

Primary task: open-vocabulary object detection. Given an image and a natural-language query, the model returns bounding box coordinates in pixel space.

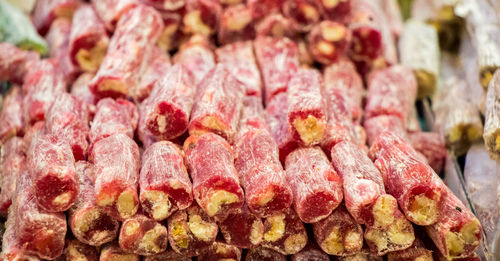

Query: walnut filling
[205,190,239,216]
[300,4,319,22]
[157,24,179,51]
[387,217,414,246]
[184,10,212,35]
[123,220,140,236]
[188,214,218,242]
[249,220,264,245]
[201,116,227,132]
[98,79,127,96]
[293,115,326,145]
[284,233,307,254]
[143,190,172,220]
[257,189,275,206]
[321,226,344,254]
[52,191,72,206]
[76,40,108,71]
[317,41,335,56]
[408,194,438,225]
[415,70,437,99]
[139,225,167,253]
[117,190,138,219]
[172,222,189,248]
[264,213,286,242]
[322,0,339,8]
[67,243,87,261]
[322,24,346,42]
[344,230,363,252]
[226,11,252,31]
[372,194,396,228]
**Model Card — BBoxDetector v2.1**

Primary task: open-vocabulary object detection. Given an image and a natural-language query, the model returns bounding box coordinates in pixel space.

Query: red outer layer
[22,59,66,125]
[46,93,90,161]
[316,0,351,22]
[139,141,193,220]
[285,147,343,223]
[323,58,364,122]
[0,43,39,85]
[27,132,78,212]
[91,0,139,31]
[369,131,445,226]
[182,0,221,36]
[330,141,385,226]
[183,133,244,217]
[282,0,321,32]
[69,161,119,246]
[0,87,25,145]
[0,137,25,216]
[71,73,98,107]
[365,65,417,126]
[245,247,287,261]
[217,4,255,45]
[266,92,301,164]
[143,64,195,140]
[255,13,296,38]
[216,41,262,97]
[408,132,447,174]
[247,0,284,18]
[234,128,293,218]
[89,5,164,98]
[11,171,67,259]
[218,204,263,248]
[254,36,299,103]
[133,46,171,102]
[363,115,407,146]
[173,35,216,85]
[188,64,245,142]
[307,21,352,65]
[32,0,80,35]
[197,241,242,261]
[237,96,268,137]
[89,133,140,220]
[58,239,99,261]
[118,214,169,256]
[140,0,185,11]
[46,18,78,84]
[69,4,110,71]
[89,98,138,145]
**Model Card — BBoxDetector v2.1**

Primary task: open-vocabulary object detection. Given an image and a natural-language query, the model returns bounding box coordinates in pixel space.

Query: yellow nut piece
[139,225,166,253]
[172,222,189,248]
[76,40,108,72]
[117,190,138,219]
[143,190,172,220]
[184,10,212,35]
[408,194,438,225]
[372,194,396,228]
[293,115,325,145]
[321,226,344,254]
[284,233,307,254]
[264,213,286,242]
[205,190,239,216]
[52,191,72,206]
[124,220,140,236]
[98,79,127,96]
[188,214,217,242]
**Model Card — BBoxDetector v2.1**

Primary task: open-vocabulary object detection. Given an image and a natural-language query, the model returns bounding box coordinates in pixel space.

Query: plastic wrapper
[323,58,364,122]
[408,132,447,174]
[399,19,440,99]
[22,59,66,125]
[282,0,321,32]
[167,203,218,257]
[183,133,244,218]
[89,98,138,145]
[144,249,191,261]
[45,18,77,83]
[173,35,215,85]
[139,141,193,221]
[119,214,169,256]
[245,246,286,261]
[0,0,48,54]
[365,65,417,127]
[234,127,293,218]
[217,204,264,248]
[9,170,67,259]
[255,13,295,38]
[0,86,25,145]
[266,92,301,163]
[287,68,327,146]
[197,241,242,260]
[307,21,351,65]
[45,93,89,161]
[433,54,483,156]
[0,43,39,85]
[182,0,221,36]
[91,0,139,31]
[370,131,445,226]
[31,0,79,35]
[142,65,194,141]
[89,5,164,98]
[254,36,299,103]
[217,4,255,45]
[484,71,500,160]
[69,4,109,72]
[27,132,78,212]
[464,144,499,243]
[188,65,245,143]
[55,239,99,261]
[133,46,171,102]
[216,41,262,97]
[99,243,140,261]
[89,133,140,220]
[284,147,343,223]
[261,208,307,255]
[69,161,119,246]
[0,137,25,216]
[312,204,363,256]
